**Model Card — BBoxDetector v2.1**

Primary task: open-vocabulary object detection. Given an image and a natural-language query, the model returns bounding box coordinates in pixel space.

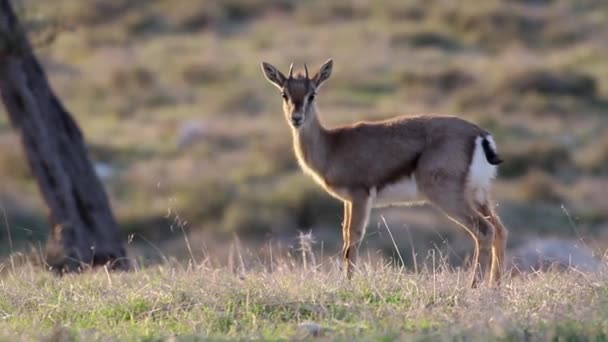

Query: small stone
[297,321,326,337]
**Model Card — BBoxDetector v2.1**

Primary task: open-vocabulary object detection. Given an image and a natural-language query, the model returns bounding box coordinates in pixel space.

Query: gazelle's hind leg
[422,188,495,288]
[414,137,498,287]
[444,204,494,288]
[477,202,508,284]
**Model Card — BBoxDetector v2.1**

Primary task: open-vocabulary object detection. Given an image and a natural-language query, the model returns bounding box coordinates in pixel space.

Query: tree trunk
[0,0,129,273]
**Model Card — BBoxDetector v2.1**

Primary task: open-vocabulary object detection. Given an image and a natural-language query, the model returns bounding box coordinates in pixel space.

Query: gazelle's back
[324,114,486,190]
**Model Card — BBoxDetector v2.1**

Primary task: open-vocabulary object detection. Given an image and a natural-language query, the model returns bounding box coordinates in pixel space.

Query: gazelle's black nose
[291,118,303,127]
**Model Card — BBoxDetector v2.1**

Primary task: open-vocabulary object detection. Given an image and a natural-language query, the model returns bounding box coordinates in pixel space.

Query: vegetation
[1,0,608,340]
[2,252,608,340]
[1,0,605,255]
[0,0,605,252]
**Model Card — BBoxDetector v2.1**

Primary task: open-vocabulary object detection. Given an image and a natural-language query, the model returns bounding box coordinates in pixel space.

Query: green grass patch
[1,258,608,340]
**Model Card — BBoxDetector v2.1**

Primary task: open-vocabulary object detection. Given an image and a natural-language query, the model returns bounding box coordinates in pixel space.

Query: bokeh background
[1,0,607,269]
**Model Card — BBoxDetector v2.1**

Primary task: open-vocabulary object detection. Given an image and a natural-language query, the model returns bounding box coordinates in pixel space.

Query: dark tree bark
[0,0,129,273]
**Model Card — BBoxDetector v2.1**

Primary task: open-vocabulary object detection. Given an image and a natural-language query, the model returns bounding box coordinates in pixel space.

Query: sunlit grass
[1,9,608,340]
[1,0,606,246]
[1,240,608,341]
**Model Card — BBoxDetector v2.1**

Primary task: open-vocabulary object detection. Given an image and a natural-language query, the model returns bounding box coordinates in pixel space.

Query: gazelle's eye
[308,94,315,102]
[281,93,288,100]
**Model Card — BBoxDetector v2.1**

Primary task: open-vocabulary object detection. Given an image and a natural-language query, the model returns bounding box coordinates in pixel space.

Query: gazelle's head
[261,59,333,129]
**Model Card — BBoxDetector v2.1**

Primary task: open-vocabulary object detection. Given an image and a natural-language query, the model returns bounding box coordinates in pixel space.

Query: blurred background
[1,0,607,270]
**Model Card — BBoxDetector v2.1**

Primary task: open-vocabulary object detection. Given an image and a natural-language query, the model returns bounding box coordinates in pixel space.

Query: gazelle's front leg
[342,192,373,279]
[341,201,351,260]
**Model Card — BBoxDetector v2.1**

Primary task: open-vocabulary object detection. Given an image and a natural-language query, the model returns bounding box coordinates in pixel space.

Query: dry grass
[1,0,607,252]
[1,6,608,339]
[1,247,608,341]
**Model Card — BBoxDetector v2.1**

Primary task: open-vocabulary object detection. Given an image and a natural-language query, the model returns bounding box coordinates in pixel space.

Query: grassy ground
[1,254,608,341]
[1,2,608,339]
[1,0,607,259]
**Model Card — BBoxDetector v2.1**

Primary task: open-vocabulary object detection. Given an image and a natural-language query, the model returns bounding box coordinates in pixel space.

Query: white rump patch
[468,135,498,204]
[486,135,497,151]
[372,176,422,208]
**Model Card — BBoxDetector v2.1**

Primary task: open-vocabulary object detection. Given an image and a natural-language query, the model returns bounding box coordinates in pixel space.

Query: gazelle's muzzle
[291,112,304,127]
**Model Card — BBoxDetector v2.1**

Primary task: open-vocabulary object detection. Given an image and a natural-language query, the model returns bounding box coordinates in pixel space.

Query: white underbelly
[372,176,424,207]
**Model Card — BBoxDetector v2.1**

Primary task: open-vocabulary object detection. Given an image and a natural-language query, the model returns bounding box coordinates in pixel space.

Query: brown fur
[262,60,507,287]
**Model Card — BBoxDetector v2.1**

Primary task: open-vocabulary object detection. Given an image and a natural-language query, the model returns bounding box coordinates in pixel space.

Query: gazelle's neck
[292,107,330,176]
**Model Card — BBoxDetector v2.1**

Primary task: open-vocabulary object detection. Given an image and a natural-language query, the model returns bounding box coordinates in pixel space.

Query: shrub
[111,66,156,91]
[221,174,341,235]
[518,170,564,203]
[399,68,475,93]
[576,135,608,175]
[503,70,597,98]
[437,3,545,49]
[222,199,294,235]
[215,87,265,115]
[390,31,463,51]
[179,179,236,225]
[295,1,370,24]
[500,142,573,178]
[370,0,426,22]
[181,64,223,85]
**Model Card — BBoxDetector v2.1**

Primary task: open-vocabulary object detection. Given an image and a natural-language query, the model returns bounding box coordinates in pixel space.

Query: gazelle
[261,59,508,287]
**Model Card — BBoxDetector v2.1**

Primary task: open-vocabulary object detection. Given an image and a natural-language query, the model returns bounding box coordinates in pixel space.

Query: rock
[93,162,116,181]
[43,326,72,342]
[297,321,327,338]
[510,238,602,274]
[177,120,208,149]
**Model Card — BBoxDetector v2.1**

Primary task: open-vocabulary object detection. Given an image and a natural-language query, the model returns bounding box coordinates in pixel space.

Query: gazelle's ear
[261,62,286,89]
[312,59,333,88]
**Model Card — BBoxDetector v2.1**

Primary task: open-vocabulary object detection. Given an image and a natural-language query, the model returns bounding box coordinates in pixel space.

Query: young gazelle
[261,59,508,287]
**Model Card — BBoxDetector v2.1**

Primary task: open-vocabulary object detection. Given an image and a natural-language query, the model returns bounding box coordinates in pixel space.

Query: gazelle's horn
[288,63,294,78]
[304,63,309,78]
